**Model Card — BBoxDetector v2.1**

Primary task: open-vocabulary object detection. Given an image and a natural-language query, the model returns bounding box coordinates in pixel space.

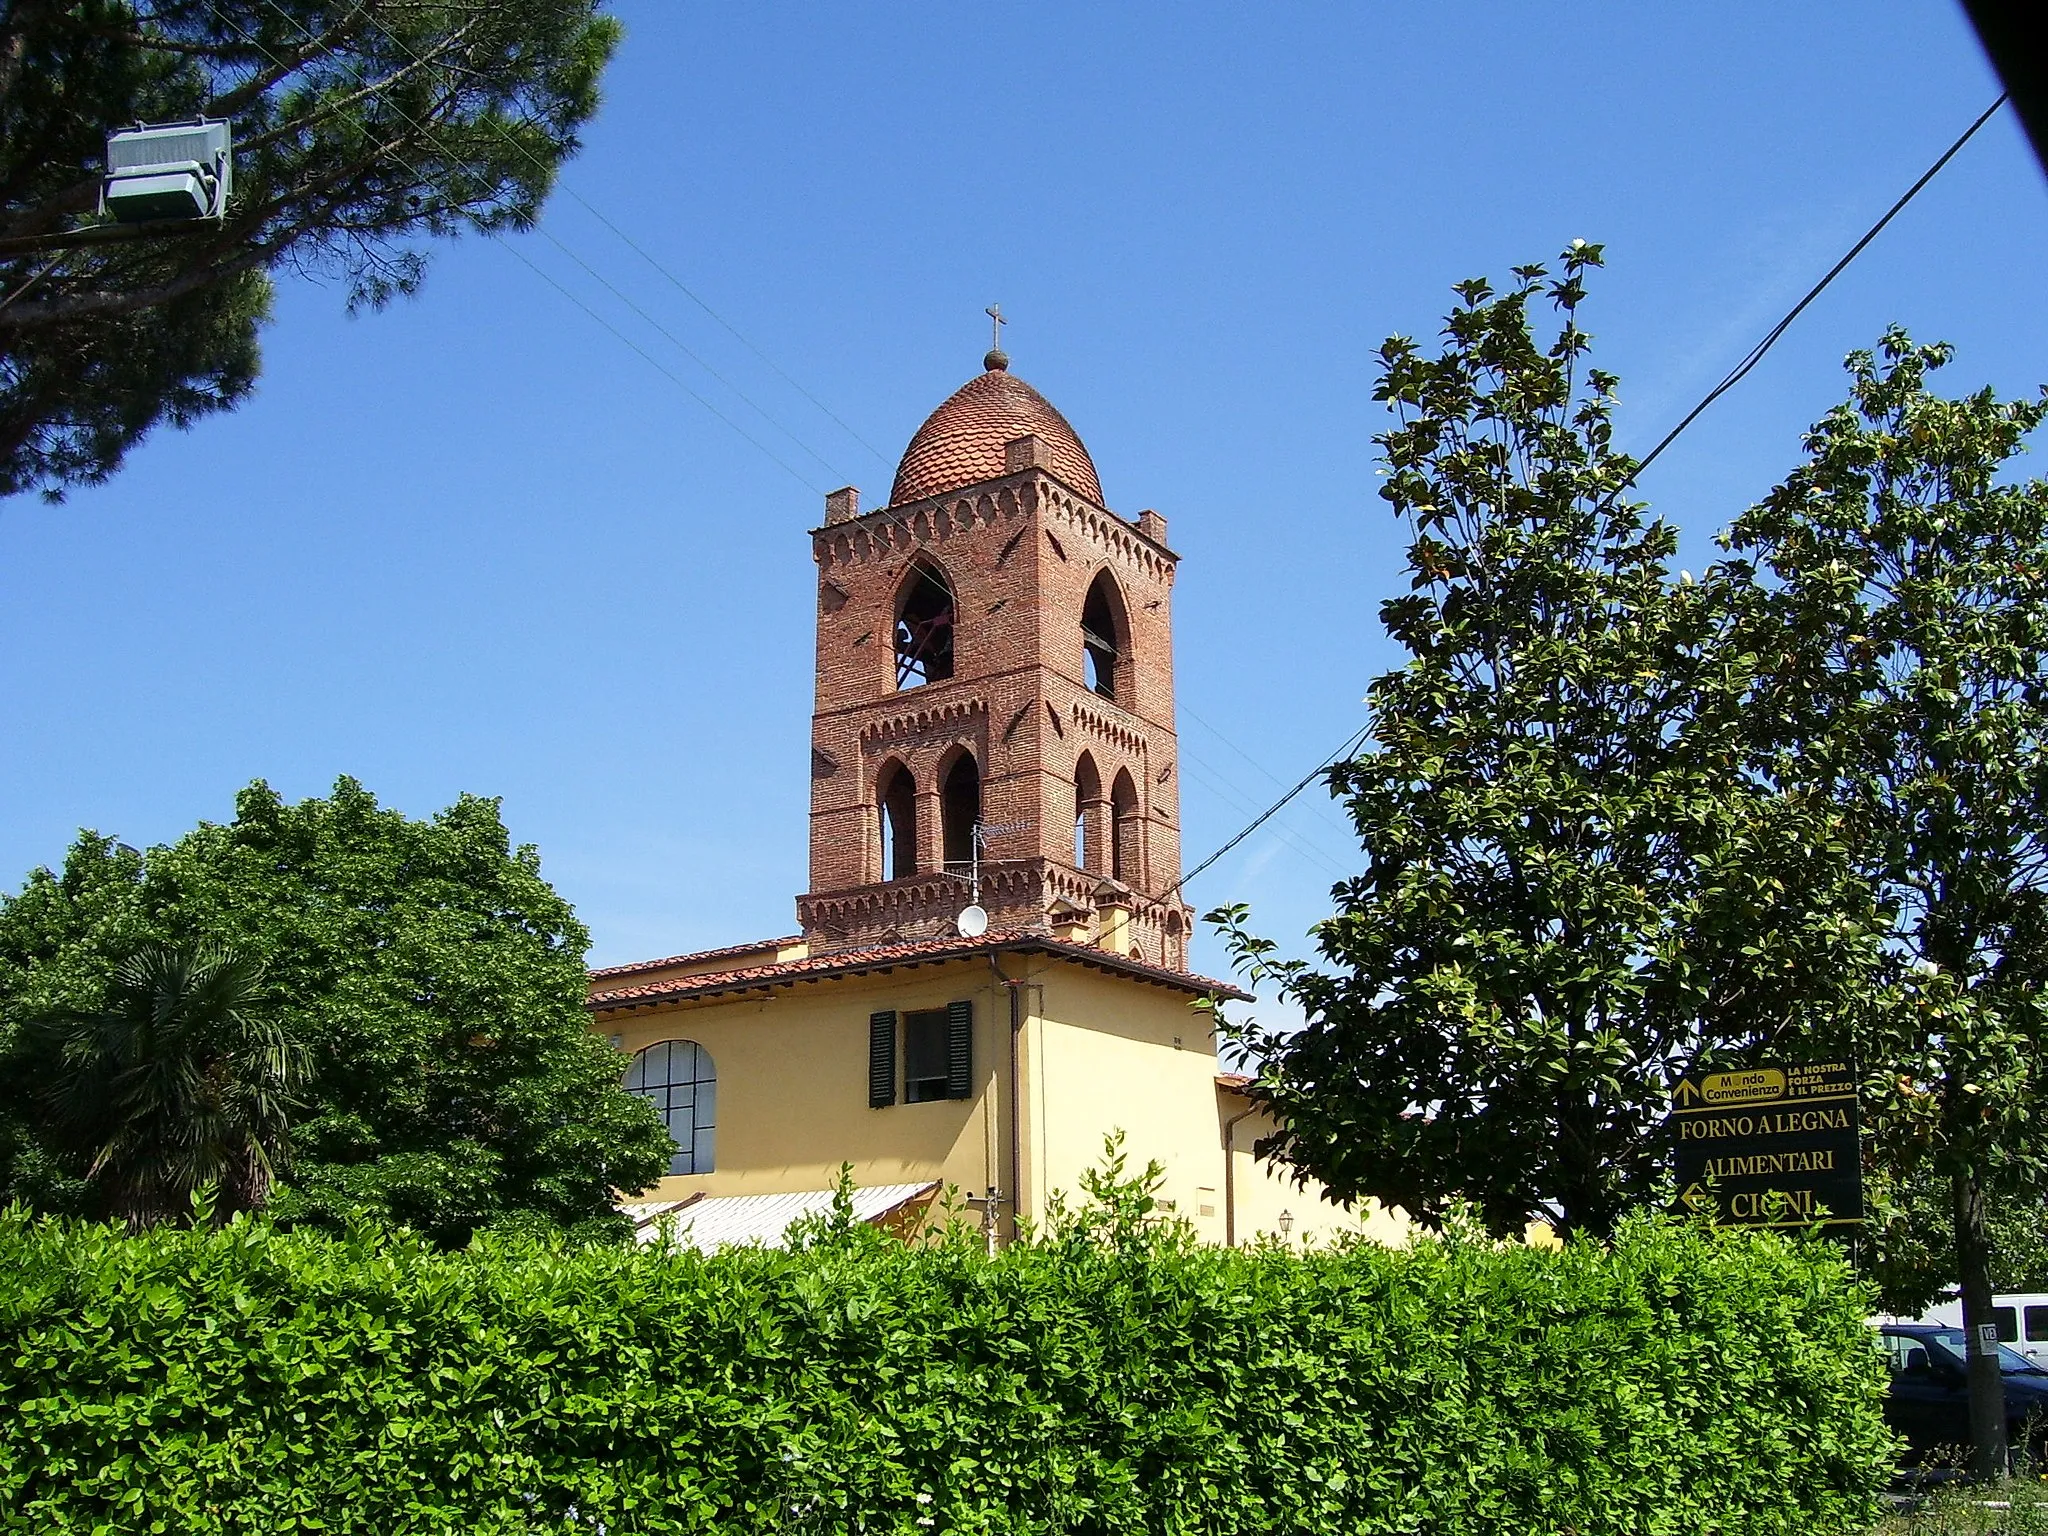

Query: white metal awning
[621,1181,940,1250]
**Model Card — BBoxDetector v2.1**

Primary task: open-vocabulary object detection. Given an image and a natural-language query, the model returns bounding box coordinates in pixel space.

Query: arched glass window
[896,562,956,689]
[1082,570,1127,701]
[625,1039,716,1176]
[941,752,981,874]
[878,760,917,880]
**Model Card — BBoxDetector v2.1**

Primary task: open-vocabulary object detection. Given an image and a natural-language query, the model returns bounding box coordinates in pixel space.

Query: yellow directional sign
[1667,1060,1861,1229]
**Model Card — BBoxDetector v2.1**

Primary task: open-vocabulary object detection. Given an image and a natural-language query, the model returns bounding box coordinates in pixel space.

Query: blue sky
[1,5,2040,1016]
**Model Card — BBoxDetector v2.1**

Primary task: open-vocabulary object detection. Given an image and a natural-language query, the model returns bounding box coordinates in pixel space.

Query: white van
[1911,1294,2048,1367]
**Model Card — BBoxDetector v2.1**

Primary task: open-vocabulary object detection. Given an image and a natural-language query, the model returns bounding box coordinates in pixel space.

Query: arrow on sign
[1680,1183,1716,1214]
[1673,1079,1702,1106]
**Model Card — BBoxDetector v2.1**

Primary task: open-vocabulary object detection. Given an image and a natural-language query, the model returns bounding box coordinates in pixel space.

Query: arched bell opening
[895,560,957,689]
[1074,751,1104,871]
[1082,568,1129,702]
[939,749,982,875]
[877,759,918,880]
[1110,767,1141,886]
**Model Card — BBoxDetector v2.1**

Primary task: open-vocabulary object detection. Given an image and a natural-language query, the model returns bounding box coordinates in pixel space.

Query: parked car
[1875,1323,2048,1465]
[1914,1293,2048,1370]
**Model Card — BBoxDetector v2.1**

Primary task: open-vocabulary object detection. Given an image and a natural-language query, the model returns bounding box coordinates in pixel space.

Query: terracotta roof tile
[589,935,804,980]
[890,362,1102,507]
[588,929,1248,1010]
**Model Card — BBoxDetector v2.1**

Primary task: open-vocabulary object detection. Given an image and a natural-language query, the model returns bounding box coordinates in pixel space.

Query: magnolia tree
[1210,246,1881,1242]
[1727,331,2048,1480]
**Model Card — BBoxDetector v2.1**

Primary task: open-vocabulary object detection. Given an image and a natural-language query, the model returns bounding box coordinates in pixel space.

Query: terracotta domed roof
[890,354,1102,507]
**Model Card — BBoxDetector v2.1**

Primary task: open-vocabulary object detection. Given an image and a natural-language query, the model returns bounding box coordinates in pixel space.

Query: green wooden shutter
[946,998,973,1100]
[869,1010,897,1108]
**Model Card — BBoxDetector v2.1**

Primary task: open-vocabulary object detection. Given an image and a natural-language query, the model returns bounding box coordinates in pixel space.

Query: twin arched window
[876,751,983,881]
[1073,751,1142,882]
[895,558,1132,708]
[941,752,981,872]
[1074,752,1102,868]
[1110,767,1140,883]
[878,760,918,880]
[625,1039,716,1176]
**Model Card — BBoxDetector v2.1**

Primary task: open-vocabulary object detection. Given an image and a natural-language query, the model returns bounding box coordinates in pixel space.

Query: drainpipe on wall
[1222,1101,1258,1248]
[991,953,1026,1247]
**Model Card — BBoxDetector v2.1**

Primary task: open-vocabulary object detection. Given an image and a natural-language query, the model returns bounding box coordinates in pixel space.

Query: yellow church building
[588,340,1400,1252]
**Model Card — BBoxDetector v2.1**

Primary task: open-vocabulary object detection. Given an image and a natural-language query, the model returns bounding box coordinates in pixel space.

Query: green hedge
[0,1203,1892,1534]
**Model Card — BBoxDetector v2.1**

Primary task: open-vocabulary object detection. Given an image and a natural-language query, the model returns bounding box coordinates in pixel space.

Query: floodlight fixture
[101,118,232,223]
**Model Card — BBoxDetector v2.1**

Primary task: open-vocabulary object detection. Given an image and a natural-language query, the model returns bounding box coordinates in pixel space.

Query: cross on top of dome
[888,318,1101,507]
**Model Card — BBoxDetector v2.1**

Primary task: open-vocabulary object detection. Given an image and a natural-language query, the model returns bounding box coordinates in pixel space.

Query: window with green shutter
[876,1002,973,1106]
[868,1011,897,1108]
[946,998,973,1099]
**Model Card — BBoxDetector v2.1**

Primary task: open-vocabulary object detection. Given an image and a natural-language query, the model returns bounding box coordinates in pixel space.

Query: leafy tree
[1865,1163,2048,1314]
[0,777,670,1245]
[25,940,302,1227]
[1726,330,2048,1478]
[1210,246,1880,1240]
[0,0,620,499]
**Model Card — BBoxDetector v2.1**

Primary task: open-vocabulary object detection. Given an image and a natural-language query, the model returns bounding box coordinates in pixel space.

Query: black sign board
[1669,1061,1861,1228]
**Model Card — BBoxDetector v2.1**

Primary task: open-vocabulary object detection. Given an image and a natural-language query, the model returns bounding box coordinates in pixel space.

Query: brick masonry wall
[803,469,1195,969]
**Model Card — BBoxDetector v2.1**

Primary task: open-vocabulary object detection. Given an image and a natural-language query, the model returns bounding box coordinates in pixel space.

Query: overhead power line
[239,0,997,552]
[1174,94,2010,902]
[494,241,828,489]
[1624,92,2008,489]
[1164,723,1370,903]
[219,6,831,491]
[1182,702,1359,844]
[548,196,896,468]
[320,0,894,470]
[1178,749,1355,883]
[227,1,854,492]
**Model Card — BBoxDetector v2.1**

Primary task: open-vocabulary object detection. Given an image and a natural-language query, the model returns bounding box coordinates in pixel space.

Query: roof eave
[588,934,1249,1013]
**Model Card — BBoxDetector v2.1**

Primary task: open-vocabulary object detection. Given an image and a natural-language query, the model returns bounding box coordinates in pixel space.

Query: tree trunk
[1954,1168,2011,1481]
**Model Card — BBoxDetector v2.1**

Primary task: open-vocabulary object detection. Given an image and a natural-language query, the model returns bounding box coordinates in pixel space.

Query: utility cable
[516,218,850,486]
[551,198,894,467]
[235,1,848,488]
[1171,96,2015,902]
[494,239,823,489]
[1179,748,1354,881]
[239,0,990,548]
[251,0,887,473]
[219,8,826,492]
[1622,91,2008,490]
[1165,722,1371,901]
[0,254,63,315]
[1182,701,1361,843]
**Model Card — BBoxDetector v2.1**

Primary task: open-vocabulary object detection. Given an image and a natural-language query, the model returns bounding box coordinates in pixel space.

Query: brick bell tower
[798,342,1195,971]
